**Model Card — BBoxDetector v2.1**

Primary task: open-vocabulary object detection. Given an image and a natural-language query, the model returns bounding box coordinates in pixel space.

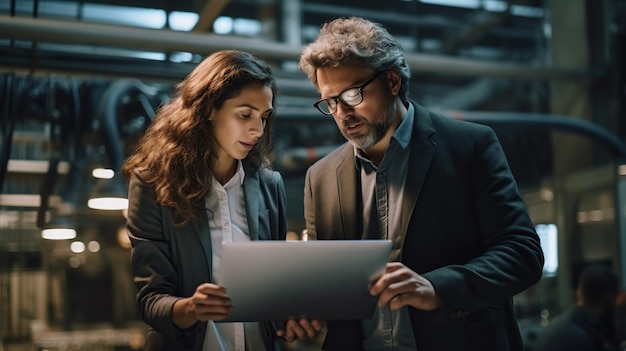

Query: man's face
[315,62,396,151]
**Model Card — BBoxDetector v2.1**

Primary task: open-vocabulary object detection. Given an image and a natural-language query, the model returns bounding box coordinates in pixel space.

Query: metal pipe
[452,110,626,159]
[0,15,590,82]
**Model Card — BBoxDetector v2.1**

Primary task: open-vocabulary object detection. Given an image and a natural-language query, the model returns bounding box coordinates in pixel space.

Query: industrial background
[1,0,625,350]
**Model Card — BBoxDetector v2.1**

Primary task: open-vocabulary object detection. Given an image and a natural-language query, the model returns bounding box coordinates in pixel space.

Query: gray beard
[345,99,396,150]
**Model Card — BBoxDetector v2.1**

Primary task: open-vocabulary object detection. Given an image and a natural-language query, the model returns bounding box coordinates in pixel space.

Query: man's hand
[369,262,441,311]
[276,317,324,343]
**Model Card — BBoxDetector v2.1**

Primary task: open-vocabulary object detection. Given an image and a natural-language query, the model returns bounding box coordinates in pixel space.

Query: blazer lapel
[399,103,437,242]
[336,146,361,240]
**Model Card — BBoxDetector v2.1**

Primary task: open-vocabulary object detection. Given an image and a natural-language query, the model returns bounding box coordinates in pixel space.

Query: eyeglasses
[313,71,384,115]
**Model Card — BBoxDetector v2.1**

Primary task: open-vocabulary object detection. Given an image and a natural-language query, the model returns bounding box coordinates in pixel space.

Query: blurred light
[118,227,131,249]
[41,228,77,240]
[82,3,166,29]
[88,241,101,253]
[483,0,507,12]
[540,187,554,202]
[619,164,626,176]
[577,208,615,223]
[510,5,543,18]
[92,168,115,179]
[88,197,129,210]
[214,16,233,34]
[70,241,86,253]
[233,18,261,36]
[536,224,558,276]
[169,11,199,31]
[169,52,194,63]
[69,256,81,268]
[419,0,480,9]
[89,173,128,210]
[418,0,542,17]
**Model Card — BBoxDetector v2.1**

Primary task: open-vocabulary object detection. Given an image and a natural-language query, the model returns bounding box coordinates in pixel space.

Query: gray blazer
[304,102,544,351]
[126,160,287,351]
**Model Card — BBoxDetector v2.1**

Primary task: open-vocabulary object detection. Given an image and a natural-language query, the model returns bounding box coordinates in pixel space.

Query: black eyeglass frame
[313,71,385,115]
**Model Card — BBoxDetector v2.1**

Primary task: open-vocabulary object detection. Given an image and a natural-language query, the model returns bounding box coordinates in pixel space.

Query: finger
[291,320,308,339]
[283,318,300,343]
[376,279,416,306]
[193,295,232,309]
[311,319,324,332]
[369,272,399,295]
[195,306,233,321]
[191,298,233,320]
[388,292,413,311]
[197,283,229,296]
[370,265,414,295]
[298,318,317,339]
[385,262,404,272]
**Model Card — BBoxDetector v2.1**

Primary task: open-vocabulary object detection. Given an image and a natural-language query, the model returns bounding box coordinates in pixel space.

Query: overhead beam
[440,9,510,55]
[0,15,591,82]
[193,0,231,33]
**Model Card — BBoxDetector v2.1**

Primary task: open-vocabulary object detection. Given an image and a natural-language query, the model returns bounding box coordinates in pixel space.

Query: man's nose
[334,101,354,118]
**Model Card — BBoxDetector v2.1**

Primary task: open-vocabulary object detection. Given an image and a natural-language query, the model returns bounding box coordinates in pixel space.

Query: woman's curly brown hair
[122,50,277,225]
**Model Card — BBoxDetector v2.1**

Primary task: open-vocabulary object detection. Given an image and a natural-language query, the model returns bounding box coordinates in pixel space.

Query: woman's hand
[172,283,232,329]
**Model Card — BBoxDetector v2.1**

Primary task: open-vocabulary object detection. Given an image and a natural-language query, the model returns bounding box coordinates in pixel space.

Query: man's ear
[386,70,401,95]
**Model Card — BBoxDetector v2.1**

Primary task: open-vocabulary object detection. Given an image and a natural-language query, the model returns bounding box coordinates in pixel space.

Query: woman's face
[209,82,273,166]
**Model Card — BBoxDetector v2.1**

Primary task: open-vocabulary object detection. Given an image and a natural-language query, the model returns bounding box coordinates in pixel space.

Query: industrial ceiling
[0,0,624,251]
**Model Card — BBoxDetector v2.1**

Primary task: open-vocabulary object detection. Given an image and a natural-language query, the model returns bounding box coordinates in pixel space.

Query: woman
[122,50,287,351]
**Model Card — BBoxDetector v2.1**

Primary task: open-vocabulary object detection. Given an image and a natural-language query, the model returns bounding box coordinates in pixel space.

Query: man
[532,264,620,351]
[278,16,544,351]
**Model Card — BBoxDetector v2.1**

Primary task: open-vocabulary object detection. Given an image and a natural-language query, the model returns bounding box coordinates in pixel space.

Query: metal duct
[452,111,626,160]
[0,15,590,82]
[95,78,158,172]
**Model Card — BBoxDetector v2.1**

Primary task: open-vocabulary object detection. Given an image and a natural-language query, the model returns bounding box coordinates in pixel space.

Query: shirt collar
[210,160,245,187]
[234,160,245,186]
[392,101,414,150]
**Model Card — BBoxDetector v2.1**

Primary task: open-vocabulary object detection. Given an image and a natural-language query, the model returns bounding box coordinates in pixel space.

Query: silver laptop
[216,240,392,322]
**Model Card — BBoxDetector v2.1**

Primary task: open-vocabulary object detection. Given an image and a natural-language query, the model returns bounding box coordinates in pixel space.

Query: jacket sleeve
[422,126,544,315]
[126,174,197,348]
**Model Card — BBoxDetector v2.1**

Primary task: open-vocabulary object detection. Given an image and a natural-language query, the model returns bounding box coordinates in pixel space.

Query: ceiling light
[42,228,77,240]
[88,173,128,211]
[92,168,115,179]
[41,216,77,240]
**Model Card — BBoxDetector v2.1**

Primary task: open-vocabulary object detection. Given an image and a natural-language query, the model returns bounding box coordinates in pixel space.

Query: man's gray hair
[299,17,411,103]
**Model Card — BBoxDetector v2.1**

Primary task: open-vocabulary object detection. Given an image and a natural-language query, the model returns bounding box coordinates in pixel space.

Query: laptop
[216,239,392,322]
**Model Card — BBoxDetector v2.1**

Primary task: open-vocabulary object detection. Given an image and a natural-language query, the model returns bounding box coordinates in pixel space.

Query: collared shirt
[203,160,266,351]
[357,103,418,350]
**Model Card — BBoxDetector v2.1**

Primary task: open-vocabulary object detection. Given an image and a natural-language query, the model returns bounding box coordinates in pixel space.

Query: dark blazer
[126,160,287,351]
[303,102,544,351]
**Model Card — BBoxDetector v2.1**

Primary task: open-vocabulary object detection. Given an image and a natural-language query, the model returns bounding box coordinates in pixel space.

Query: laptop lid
[216,240,392,322]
